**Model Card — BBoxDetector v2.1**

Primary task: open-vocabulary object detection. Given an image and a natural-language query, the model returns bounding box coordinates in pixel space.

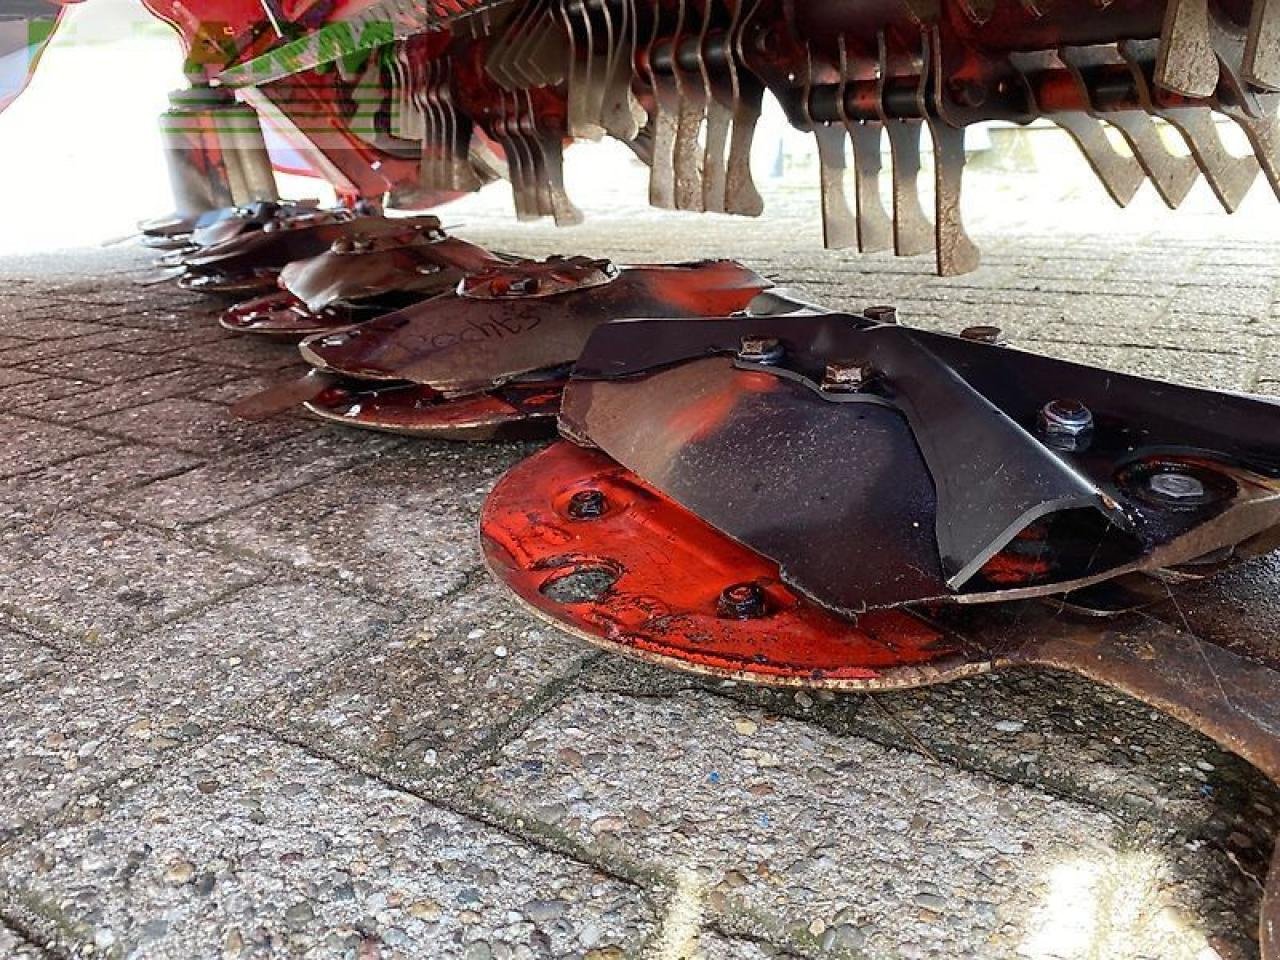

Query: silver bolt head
[1038,399,1093,436]
[1148,472,1206,500]
[330,237,354,254]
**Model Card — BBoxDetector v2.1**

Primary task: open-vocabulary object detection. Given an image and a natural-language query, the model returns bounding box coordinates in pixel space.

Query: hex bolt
[567,489,608,519]
[960,325,1003,344]
[821,361,873,392]
[330,236,354,254]
[1148,471,1206,501]
[717,582,767,619]
[1037,399,1094,452]
[737,335,783,364]
[864,305,898,325]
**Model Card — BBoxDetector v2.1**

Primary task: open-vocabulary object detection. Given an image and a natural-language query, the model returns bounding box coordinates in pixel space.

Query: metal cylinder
[159,86,236,216]
[217,101,280,204]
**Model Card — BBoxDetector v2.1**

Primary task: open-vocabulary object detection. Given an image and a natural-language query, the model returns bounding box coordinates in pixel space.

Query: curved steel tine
[1156,0,1221,96]
[876,32,933,257]
[724,0,765,215]
[1009,49,1144,206]
[1061,45,1201,209]
[1121,38,1258,211]
[671,0,707,210]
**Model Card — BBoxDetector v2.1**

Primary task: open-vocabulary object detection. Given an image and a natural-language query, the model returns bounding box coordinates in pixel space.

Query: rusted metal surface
[219,232,506,336]
[560,312,1280,613]
[232,258,769,437]
[176,211,442,295]
[296,259,768,391]
[304,377,564,438]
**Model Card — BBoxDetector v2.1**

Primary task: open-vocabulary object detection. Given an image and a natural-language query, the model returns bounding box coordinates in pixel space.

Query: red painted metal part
[305,378,563,438]
[0,5,65,116]
[481,441,965,688]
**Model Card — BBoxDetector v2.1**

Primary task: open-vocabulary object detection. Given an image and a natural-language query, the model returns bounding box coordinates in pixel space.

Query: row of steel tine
[368,0,1280,275]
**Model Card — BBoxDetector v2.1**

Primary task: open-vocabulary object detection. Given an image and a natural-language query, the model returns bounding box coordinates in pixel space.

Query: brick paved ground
[2,171,1280,960]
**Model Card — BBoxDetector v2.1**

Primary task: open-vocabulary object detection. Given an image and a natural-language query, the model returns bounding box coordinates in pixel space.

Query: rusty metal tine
[723,0,765,216]
[929,121,980,275]
[1245,0,1280,90]
[1156,0,1220,97]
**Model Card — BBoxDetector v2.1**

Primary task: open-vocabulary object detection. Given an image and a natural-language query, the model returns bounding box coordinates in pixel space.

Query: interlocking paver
[17,347,193,385]
[107,429,402,528]
[83,395,311,455]
[0,414,116,479]
[475,689,1258,960]
[0,624,63,698]
[17,365,239,425]
[0,444,198,524]
[273,579,587,775]
[0,732,657,959]
[202,442,534,604]
[0,513,260,648]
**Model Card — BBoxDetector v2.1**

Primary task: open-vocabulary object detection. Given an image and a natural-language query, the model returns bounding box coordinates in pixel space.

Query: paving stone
[83,396,311,455]
[202,442,536,604]
[0,513,261,648]
[108,428,401,529]
[275,579,587,775]
[0,663,215,842]
[0,732,656,959]
[190,366,312,407]
[0,625,63,698]
[0,367,41,389]
[0,444,198,524]
[17,347,194,386]
[173,334,306,371]
[696,931,798,959]
[116,582,399,707]
[475,690,1262,959]
[0,924,49,959]
[18,366,240,425]
[0,414,116,479]
[100,306,222,333]
[0,317,114,340]
[0,329,144,365]
[0,374,94,410]
[106,324,235,356]
[1019,342,1258,390]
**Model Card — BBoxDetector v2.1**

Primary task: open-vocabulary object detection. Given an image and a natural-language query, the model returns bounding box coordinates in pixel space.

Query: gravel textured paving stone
[0,661,214,842]
[17,347,193,385]
[172,334,307,371]
[83,396,312,455]
[274,579,588,776]
[107,429,403,529]
[119,581,400,706]
[0,625,63,698]
[20,366,240,425]
[0,445,199,524]
[0,924,50,959]
[475,689,1261,960]
[0,374,94,410]
[202,442,537,605]
[0,513,261,648]
[0,414,116,479]
[0,731,656,959]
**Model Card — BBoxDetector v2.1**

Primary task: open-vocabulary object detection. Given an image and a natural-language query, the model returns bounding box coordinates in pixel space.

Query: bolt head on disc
[480,442,984,689]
